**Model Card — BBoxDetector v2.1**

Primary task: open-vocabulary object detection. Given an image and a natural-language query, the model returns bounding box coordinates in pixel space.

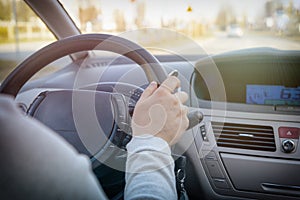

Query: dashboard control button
[200,125,208,141]
[278,127,299,139]
[205,151,217,160]
[213,178,231,189]
[282,139,295,153]
[205,160,225,178]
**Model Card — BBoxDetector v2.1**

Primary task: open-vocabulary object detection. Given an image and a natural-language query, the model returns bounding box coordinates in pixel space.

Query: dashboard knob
[282,140,295,153]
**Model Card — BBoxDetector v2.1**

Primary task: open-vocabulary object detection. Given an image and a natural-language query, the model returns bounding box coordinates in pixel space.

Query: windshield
[60,0,300,54]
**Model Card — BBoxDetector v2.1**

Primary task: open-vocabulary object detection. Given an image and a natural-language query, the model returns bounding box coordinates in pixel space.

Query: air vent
[212,122,276,152]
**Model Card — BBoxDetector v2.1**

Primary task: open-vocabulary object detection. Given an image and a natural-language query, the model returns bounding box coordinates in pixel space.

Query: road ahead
[0,31,299,62]
[199,32,300,55]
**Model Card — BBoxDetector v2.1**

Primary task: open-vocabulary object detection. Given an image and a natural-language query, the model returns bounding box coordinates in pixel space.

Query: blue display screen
[246,85,300,106]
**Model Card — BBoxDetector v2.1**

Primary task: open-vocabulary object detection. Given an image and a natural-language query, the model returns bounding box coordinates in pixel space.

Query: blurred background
[0,0,300,82]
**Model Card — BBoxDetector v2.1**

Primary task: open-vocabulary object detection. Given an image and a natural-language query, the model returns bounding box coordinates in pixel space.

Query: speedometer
[246,85,300,106]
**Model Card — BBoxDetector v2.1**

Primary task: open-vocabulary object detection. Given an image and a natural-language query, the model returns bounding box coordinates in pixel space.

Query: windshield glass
[0,0,58,82]
[60,0,300,54]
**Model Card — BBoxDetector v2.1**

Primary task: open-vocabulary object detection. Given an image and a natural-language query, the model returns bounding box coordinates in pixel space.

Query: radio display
[246,85,300,106]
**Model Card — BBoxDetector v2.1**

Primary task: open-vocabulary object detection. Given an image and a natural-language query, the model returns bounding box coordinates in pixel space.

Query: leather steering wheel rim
[0,33,168,96]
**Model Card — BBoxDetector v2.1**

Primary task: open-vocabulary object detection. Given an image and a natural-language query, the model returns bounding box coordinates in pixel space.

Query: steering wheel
[0,32,176,162]
[0,33,201,152]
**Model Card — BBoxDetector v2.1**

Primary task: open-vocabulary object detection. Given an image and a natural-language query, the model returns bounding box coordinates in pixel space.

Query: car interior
[0,0,299,199]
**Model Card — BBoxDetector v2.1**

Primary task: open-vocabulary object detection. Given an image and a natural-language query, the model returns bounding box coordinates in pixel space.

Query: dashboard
[16,48,300,200]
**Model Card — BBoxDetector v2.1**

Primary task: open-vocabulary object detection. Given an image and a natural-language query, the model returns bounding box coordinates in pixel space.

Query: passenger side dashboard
[189,108,300,200]
[187,48,300,200]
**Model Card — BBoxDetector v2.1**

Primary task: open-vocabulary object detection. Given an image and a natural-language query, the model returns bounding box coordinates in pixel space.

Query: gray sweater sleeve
[124,135,177,200]
[0,95,107,200]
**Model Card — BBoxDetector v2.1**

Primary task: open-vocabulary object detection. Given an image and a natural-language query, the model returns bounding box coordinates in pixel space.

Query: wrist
[126,134,171,155]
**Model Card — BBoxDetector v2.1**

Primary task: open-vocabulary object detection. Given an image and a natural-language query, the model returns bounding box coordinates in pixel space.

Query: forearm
[125,135,177,200]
